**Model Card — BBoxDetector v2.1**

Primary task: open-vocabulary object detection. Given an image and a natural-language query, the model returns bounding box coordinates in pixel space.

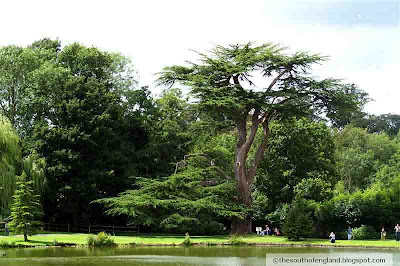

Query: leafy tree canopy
[157,42,367,233]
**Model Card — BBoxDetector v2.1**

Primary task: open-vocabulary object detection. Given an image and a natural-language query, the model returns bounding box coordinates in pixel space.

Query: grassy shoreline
[2,233,400,249]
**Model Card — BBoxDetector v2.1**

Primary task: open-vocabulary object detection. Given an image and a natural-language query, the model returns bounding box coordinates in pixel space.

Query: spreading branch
[266,68,290,91]
[174,153,232,181]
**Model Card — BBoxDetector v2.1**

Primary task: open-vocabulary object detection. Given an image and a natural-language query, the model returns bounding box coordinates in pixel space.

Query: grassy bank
[2,233,400,248]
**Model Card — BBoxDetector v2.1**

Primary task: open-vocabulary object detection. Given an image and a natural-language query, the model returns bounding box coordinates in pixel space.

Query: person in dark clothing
[394,224,400,241]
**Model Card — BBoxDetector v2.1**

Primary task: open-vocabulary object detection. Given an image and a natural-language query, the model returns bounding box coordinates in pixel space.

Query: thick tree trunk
[24,232,28,242]
[231,113,271,234]
[232,166,253,234]
[232,215,252,234]
[71,202,80,232]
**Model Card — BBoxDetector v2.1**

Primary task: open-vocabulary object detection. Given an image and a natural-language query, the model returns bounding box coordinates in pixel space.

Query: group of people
[259,224,280,236]
[329,224,400,243]
[328,226,355,243]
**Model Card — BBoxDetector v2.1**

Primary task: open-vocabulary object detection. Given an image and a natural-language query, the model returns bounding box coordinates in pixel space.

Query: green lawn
[2,233,400,248]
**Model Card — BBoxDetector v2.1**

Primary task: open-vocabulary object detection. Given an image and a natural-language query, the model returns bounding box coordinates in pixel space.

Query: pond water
[1,246,399,266]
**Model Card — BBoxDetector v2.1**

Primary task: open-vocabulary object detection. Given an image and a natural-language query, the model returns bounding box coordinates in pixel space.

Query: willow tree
[0,116,21,215]
[158,43,365,234]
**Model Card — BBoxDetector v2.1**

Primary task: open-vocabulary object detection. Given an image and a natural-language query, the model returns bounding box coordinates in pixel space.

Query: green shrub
[181,232,191,246]
[352,226,379,240]
[0,240,17,248]
[87,232,115,247]
[229,234,245,245]
[335,231,348,240]
[87,234,95,246]
[283,198,313,240]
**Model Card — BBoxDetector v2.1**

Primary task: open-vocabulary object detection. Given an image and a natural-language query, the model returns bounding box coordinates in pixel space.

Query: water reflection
[0,246,399,266]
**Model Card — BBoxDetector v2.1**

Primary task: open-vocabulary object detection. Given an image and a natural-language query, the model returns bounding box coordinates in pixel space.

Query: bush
[352,226,379,240]
[87,232,116,247]
[284,198,313,240]
[0,240,17,248]
[181,232,191,246]
[87,234,95,246]
[229,234,245,245]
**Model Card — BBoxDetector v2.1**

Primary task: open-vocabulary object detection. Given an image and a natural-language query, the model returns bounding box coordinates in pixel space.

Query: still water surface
[1,246,399,266]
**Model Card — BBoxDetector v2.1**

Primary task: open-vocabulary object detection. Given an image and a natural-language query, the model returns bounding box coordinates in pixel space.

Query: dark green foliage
[136,88,197,178]
[294,178,333,202]
[8,173,43,241]
[23,40,142,226]
[352,225,379,240]
[327,83,369,129]
[96,149,245,234]
[283,198,313,240]
[351,113,400,138]
[255,118,336,210]
[97,127,241,234]
[315,177,400,232]
[96,168,244,235]
[265,203,289,228]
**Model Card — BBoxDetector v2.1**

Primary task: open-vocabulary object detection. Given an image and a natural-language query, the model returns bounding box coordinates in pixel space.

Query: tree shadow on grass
[19,240,54,245]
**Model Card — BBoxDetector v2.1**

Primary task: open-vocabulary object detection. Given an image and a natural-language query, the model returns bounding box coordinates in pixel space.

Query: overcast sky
[1,0,399,115]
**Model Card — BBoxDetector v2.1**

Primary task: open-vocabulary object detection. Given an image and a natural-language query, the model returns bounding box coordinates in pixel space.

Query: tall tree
[27,42,142,227]
[8,172,43,242]
[158,43,365,233]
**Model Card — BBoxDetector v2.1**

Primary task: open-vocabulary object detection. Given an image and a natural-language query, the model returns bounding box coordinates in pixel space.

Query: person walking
[381,226,386,241]
[394,224,400,241]
[4,222,9,236]
[347,226,353,240]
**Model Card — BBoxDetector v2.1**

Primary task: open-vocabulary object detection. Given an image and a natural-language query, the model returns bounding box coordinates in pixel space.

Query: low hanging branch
[174,153,232,186]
